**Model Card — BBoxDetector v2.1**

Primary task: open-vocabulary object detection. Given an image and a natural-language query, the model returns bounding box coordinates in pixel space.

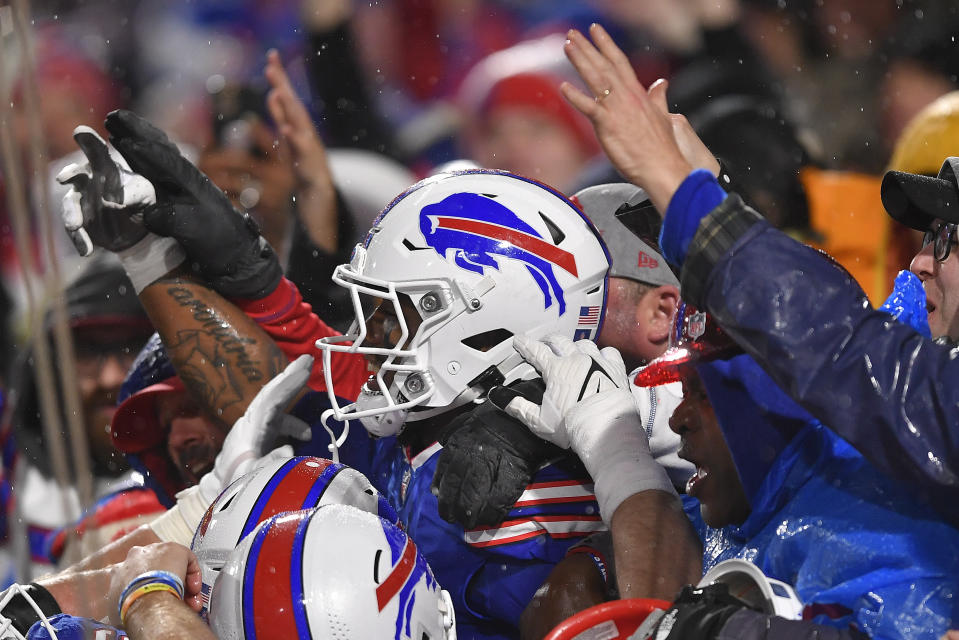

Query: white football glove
[505,334,629,449]
[57,125,184,291]
[503,334,675,524]
[150,355,314,544]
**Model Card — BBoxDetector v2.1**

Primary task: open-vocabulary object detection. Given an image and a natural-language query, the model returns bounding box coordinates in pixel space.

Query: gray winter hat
[572,183,680,288]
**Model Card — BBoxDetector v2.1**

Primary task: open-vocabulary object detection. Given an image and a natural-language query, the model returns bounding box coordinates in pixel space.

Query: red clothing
[234,277,368,402]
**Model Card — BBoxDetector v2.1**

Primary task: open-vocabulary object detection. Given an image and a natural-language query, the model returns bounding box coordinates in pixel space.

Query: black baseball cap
[881,157,959,231]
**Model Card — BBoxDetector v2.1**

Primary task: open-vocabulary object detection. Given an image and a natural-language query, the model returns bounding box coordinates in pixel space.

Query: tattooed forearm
[137,274,288,425]
[166,285,268,381]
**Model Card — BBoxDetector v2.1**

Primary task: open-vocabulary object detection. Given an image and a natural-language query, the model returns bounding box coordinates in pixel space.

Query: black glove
[431,378,565,529]
[635,584,752,640]
[104,109,282,299]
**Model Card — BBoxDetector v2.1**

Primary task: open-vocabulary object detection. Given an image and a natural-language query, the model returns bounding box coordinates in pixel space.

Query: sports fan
[561,21,959,527]
[3,254,159,575]
[494,22,959,639]
[506,317,959,639]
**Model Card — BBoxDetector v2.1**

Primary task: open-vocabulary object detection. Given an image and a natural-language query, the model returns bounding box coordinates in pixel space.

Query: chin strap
[320,408,350,463]
[403,354,536,424]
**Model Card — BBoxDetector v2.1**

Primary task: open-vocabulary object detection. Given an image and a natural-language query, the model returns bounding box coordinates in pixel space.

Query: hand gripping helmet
[191,456,398,618]
[209,504,456,640]
[316,169,610,436]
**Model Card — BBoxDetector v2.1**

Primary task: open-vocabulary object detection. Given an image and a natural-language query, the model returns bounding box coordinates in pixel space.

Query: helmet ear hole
[216,492,238,512]
[461,328,513,352]
[373,548,383,584]
[538,211,566,244]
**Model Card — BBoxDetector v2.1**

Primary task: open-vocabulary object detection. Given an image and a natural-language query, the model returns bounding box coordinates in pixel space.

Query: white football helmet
[698,559,804,620]
[316,169,610,436]
[191,456,398,618]
[209,505,456,640]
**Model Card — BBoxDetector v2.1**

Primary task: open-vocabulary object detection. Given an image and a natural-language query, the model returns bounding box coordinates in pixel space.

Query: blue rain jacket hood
[696,354,813,506]
[687,352,959,639]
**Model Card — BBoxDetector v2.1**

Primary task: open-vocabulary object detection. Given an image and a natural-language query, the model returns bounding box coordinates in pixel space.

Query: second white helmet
[191,456,397,617]
[209,504,456,640]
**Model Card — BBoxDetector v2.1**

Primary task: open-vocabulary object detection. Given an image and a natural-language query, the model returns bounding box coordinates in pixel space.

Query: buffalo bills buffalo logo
[419,192,578,314]
[377,518,437,640]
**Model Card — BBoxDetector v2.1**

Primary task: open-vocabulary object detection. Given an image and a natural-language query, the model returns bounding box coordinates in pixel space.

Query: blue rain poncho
[683,355,959,640]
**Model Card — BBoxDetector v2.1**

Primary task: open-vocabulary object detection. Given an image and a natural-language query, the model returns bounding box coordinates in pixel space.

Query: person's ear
[646,284,680,344]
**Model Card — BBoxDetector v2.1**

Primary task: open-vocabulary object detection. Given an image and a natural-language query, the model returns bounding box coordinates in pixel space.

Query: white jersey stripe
[513,481,596,507]
[464,515,606,547]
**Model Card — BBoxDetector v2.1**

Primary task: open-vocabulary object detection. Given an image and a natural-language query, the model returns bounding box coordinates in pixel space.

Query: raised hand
[559,24,696,214]
[264,49,339,252]
[105,109,282,299]
[57,126,157,256]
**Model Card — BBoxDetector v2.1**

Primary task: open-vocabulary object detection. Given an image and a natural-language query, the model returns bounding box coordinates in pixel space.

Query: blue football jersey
[28,614,128,640]
[370,438,606,640]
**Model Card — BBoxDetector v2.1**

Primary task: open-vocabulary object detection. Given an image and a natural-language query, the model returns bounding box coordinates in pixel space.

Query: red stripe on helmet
[259,458,337,524]
[250,515,301,638]
[435,216,579,276]
[375,537,418,611]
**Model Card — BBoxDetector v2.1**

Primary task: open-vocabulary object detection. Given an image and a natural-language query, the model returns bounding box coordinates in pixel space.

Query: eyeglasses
[922,222,959,262]
[74,340,142,377]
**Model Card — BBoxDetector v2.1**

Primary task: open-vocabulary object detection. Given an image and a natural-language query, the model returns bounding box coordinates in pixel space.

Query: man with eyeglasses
[884,157,959,343]
[4,254,163,578]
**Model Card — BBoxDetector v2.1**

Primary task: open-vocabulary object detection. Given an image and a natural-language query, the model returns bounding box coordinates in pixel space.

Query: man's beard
[175,442,216,485]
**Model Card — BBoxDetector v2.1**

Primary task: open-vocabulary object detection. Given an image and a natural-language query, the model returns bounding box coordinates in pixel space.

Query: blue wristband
[117,570,185,621]
[659,169,728,267]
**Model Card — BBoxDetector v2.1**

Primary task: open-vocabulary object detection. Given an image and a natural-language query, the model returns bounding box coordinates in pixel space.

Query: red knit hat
[480,72,600,157]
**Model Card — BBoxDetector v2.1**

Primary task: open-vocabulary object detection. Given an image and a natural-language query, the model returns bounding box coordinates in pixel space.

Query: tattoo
[164,285,283,411]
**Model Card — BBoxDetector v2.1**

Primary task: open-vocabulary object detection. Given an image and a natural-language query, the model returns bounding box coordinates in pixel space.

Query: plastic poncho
[683,354,959,640]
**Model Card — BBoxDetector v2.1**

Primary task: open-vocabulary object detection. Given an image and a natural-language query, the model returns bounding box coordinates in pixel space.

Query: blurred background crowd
[1,0,959,587]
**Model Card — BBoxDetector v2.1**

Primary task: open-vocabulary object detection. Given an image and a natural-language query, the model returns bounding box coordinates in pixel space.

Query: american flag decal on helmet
[578,306,601,325]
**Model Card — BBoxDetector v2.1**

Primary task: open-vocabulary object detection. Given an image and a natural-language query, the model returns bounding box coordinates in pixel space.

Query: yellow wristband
[120,583,181,627]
